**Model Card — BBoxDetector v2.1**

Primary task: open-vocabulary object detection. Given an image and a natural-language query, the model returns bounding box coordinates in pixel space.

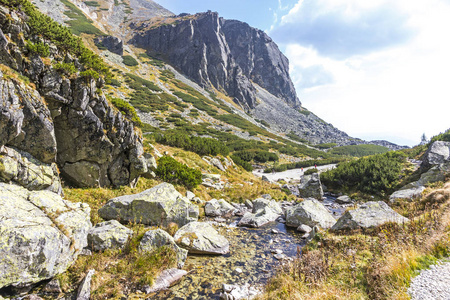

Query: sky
[154,0,450,146]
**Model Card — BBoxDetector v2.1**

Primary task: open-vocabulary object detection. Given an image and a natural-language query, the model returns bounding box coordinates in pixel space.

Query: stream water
[152,196,346,300]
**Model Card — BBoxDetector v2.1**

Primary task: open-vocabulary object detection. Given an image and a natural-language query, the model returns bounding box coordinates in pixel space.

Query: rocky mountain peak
[130,11,300,110]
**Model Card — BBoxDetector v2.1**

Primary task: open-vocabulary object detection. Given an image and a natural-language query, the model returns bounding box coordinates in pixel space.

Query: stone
[144,269,187,293]
[98,182,199,227]
[332,201,409,231]
[87,220,133,252]
[298,173,324,200]
[210,157,226,171]
[76,269,95,300]
[261,175,273,183]
[285,198,336,229]
[174,222,229,255]
[245,199,253,209]
[296,224,312,233]
[0,183,91,289]
[186,191,196,200]
[0,146,62,194]
[139,229,188,268]
[42,278,62,294]
[274,253,286,260]
[335,195,353,204]
[390,186,426,202]
[94,35,123,55]
[205,198,235,217]
[252,198,282,215]
[237,208,280,228]
[202,173,221,181]
[422,141,450,168]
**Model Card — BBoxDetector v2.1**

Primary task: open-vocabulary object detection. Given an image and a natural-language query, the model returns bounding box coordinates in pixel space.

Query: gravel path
[408,261,450,300]
[252,164,336,182]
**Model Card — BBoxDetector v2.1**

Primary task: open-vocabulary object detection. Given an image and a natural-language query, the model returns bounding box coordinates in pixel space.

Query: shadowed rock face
[130,11,300,110]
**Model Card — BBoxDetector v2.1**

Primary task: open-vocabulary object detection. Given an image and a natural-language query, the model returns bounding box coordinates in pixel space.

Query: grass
[61,0,105,36]
[329,144,390,157]
[258,182,450,300]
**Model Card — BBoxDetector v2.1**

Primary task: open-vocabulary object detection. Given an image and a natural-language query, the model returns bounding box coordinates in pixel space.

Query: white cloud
[272,0,450,146]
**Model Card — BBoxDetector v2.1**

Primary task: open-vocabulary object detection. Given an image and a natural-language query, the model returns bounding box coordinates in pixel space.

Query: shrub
[122,55,139,67]
[109,97,142,126]
[26,40,49,57]
[304,168,318,175]
[155,156,202,189]
[230,155,253,171]
[321,151,407,196]
[329,144,390,157]
[53,62,77,76]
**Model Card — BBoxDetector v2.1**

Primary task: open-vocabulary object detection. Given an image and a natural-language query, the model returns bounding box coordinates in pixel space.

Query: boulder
[205,198,235,217]
[174,222,229,255]
[261,175,273,183]
[335,195,353,204]
[210,157,226,171]
[139,229,188,268]
[94,35,123,55]
[144,269,187,294]
[0,183,91,289]
[332,201,409,231]
[87,220,133,252]
[186,191,196,200]
[298,173,324,200]
[238,198,282,228]
[0,146,61,194]
[390,186,426,202]
[296,224,312,233]
[98,182,199,227]
[422,141,450,168]
[76,269,95,300]
[252,198,282,215]
[285,198,336,229]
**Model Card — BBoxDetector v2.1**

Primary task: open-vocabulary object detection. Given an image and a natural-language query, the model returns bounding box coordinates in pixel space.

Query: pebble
[235,267,243,274]
[408,261,450,300]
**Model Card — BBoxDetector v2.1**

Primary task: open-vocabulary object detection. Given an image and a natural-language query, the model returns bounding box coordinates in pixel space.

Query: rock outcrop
[238,198,282,228]
[87,220,133,252]
[298,173,324,200]
[285,198,336,229]
[94,35,123,55]
[0,183,91,289]
[174,222,229,255]
[130,11,299,110]
[139,229,188,268]
[0,5,151,187]
[98,182,199,227]
[205,198,235,217]
[332,201,409,231]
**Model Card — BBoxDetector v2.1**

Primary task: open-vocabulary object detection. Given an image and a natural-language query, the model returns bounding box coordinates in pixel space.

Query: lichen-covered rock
[285,198,336,229]
[298,173,324,200]
[76,269,95,300]
[174,222,229,255]
[205,198,235,217]
[252,198,282,215]
[87,220,133,252]
[0,183,91,289]
[98,182,199,227]
[0,146,61,194]
[332,201,409,231]
[335,195,353,204]
[139,229,188,268]
[422,141,450,168]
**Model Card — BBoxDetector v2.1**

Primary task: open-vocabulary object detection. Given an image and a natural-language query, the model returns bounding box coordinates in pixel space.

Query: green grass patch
[122,55,139,67]
[60,0,105,35]
[329,144,390,157]
[84,1,100,7]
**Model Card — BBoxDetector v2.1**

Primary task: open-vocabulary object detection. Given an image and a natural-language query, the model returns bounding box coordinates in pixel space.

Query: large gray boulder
[285,198,336,229]
[237,198,282,228]
[0,183,91,289]
[94,35,123,55]
[144,269,187,294]
[174,222,229,255]
[98,182,199,227]
[332,201,409,231]
[298,173,324,200]
[422,141,450,168]
[87,220,133,252]
[0,146,62,194]
[205,198,235,217]
[139,229,188,268]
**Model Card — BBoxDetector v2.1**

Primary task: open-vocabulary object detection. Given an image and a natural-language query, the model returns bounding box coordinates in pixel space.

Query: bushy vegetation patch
[230,154,253,171]
[109,97,142,126]
[173,91,218,116]
[84,1,100,7]
[321,152,407,197]
[430,128,450,143]
[314,143,337,149]
[153,130,229,157]
[122,55,139,67]
[233,150,278,163]
[126,73,162,92]
[329,144,390,157]
[26,40,49,57]
[155,156,202,189]
[60,0,105,36]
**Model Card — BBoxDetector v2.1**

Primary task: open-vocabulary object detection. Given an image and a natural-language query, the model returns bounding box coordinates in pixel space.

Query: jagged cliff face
[0,5,150,187]
[130,12,300,110]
